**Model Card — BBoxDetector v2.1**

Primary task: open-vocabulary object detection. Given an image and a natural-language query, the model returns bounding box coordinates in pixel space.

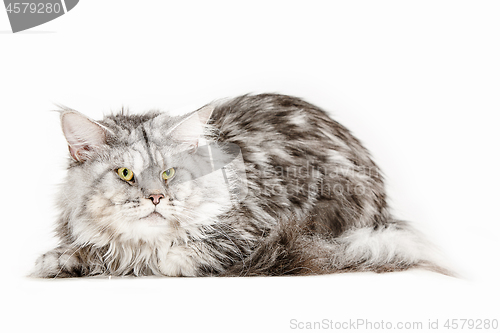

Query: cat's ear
[169,105,214,149]
[60,111,109,162]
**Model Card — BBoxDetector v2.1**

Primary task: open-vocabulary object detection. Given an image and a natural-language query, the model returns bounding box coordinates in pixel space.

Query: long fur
[33,94,447,278]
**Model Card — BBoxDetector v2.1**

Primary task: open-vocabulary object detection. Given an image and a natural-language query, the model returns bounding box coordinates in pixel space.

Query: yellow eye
[117,167,134,181]
[162,168,176,180]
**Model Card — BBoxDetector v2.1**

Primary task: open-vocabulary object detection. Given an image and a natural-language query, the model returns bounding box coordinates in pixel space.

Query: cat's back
[211,93,337,141]
[210,93,375,169]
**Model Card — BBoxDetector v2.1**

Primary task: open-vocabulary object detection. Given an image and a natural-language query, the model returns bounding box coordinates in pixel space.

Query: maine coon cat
[33,93,444,277]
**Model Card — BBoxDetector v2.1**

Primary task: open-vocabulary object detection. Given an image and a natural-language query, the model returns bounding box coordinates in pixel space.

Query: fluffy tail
[328,221,452,275]
[222,220,452,277]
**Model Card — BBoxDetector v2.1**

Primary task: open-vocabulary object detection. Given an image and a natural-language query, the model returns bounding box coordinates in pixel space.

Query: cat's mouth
[141,212,166,220]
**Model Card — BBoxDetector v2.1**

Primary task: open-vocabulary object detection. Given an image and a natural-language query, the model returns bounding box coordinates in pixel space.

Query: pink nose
[148,194,164,205]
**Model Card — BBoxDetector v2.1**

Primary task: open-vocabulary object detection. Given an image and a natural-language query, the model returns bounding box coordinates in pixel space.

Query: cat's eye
[117,167,134,181]
[162,168,176,180]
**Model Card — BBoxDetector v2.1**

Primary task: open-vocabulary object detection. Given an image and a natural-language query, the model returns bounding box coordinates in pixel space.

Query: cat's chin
[111,212,174,243]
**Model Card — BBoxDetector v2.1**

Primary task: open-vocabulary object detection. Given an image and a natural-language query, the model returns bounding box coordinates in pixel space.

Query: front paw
[32,247,83,278]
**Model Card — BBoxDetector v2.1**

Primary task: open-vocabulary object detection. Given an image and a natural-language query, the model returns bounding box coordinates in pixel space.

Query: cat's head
[57,106,234,246]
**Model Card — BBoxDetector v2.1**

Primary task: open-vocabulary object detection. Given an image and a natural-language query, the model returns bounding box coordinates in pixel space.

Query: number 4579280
[444,319,498,330]
[6,2,62,14]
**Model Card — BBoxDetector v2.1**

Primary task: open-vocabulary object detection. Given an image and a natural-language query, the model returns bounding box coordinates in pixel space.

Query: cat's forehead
[121,142,162,170]
[119,133,184,172]
[102,112,183,170]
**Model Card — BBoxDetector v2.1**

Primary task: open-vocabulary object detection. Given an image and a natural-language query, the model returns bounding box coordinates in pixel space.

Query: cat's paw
[32,247,82,278]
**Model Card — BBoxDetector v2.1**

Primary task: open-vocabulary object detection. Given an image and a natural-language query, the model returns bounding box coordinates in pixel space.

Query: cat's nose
[148,194,165,205]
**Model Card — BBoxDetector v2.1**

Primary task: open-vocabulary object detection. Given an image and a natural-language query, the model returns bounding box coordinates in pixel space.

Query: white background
[1,1,499,332]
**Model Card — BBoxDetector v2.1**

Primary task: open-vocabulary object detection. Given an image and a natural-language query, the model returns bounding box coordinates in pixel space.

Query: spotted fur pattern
[33,94,444,278]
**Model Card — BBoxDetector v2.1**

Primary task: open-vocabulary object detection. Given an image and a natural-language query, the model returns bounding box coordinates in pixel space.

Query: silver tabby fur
[33,94,444,278]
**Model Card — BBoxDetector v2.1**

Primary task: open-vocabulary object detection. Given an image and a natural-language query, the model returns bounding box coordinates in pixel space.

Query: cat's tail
[324,221,453,275]
[221,220,453,277]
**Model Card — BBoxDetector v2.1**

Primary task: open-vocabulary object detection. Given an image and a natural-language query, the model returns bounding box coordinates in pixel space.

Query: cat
[33,93,446,278]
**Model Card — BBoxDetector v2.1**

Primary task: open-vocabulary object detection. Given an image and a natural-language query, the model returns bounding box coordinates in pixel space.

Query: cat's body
[33,94,441,278]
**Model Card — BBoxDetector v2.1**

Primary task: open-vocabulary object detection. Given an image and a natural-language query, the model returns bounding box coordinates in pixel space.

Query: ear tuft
[60,111,108,162]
